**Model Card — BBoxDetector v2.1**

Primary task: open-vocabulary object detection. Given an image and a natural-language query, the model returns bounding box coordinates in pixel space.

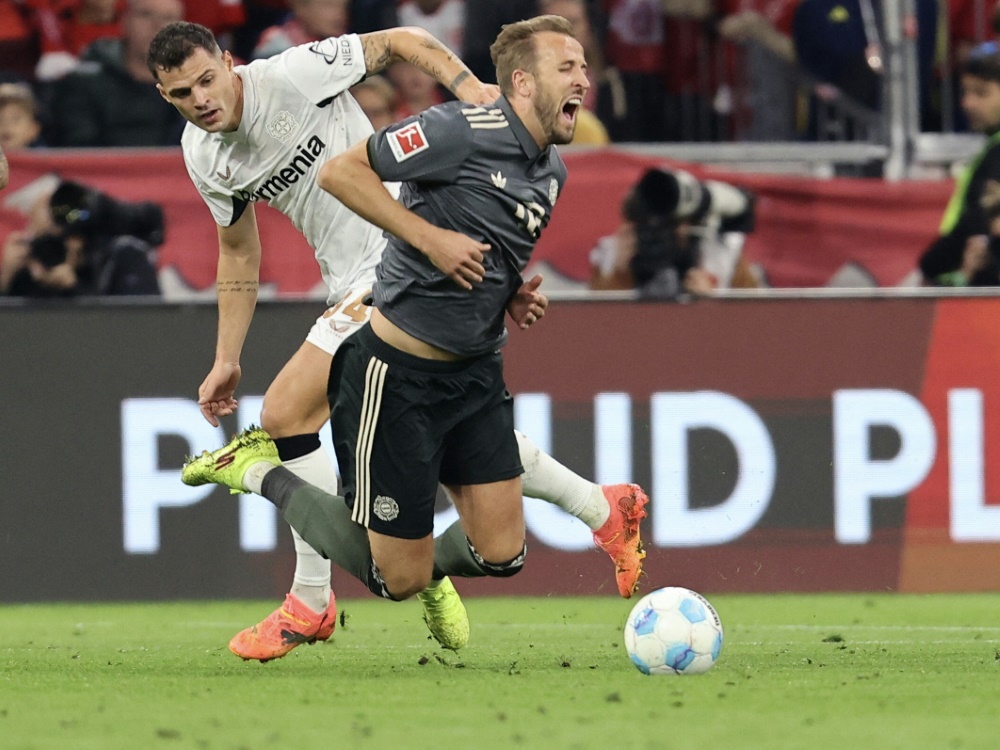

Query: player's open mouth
[201,109,220,123]
[561,97,582,124]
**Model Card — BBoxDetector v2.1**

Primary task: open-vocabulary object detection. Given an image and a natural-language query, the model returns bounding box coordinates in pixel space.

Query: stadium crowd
[0,0,997,150]
[3,0,1000,296]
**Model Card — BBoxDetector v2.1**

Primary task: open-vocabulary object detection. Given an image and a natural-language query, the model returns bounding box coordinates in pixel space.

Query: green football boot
[416,576,470,650]
[181,426,281,495]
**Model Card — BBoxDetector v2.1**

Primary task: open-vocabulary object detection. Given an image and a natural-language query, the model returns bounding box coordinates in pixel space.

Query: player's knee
[260,395,295,436]
[368,558,431,600]
[261,389,327,437]
[469,539,526,578]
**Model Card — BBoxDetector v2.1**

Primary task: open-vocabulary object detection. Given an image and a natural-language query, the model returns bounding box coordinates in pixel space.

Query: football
[623,586,724,675]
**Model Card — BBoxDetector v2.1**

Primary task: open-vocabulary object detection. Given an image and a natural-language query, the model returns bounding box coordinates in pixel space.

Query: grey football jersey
[367,96,567,357]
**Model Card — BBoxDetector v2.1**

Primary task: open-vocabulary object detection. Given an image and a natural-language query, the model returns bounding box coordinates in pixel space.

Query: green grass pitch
[2,593,998,750]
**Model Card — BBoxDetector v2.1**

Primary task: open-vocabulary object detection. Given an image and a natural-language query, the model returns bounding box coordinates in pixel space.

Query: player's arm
[360,27,499,105]
[198,205,263,425]
[317,139,489,290]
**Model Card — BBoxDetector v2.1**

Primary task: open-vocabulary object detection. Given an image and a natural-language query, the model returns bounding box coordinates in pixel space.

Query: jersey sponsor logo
[388,122,429,162]
[339,37,353,64]
[235,135,326,203]
[308,40,338,65]
[266,110,299,143]
[549,178,559,205]
[461,106,509,130]
[491,171,507,189]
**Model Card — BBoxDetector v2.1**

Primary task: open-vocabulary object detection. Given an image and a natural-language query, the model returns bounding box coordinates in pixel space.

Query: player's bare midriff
[370,307,465,362]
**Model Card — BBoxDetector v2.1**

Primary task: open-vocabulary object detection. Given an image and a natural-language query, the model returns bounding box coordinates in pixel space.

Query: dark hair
[489,15,576,96]
[963,43,1000,84]
[147,21,220,79]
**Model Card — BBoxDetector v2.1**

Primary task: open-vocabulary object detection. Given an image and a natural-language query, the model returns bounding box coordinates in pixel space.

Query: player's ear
[155,82,170,103]
[512,69,532,98]
[222,50,233,71]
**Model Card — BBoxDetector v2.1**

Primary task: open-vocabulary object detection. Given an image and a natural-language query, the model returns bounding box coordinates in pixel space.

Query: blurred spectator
[387,60,445,119]
[0,143,7,191]
[717,0,799,141]
[47,0,184,146]
[589,166,758,297]
[31,0,125,82]
[792,0,878,111]
[397,0,464,54]
[540,0,611,145]
[462,0,536,83]
[0,81,43,148]
[347,0,397,33]
[252,0,349,59]
[792,0,937,133]
[181,0,244,38]
[1,179,162,297]
[661,0,723,141]
[350,73,396,130]
[602,0,669,141]
[0,0,38,81]
[232,0,289,59]
[919,45,1000,286]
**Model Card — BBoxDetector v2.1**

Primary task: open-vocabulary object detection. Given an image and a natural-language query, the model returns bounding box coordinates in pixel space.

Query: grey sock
[432,520,488,580]
[265,469,375,586]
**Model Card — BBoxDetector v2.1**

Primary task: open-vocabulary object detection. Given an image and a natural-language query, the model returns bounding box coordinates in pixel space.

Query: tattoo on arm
[362,33,393,73]
[216,280,259,293]
[448,70,471,94]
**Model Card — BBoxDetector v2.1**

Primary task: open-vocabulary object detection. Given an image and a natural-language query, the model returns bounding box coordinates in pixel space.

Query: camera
[49,181,165,247]
[625,168,756,299]
[630,167,756,233]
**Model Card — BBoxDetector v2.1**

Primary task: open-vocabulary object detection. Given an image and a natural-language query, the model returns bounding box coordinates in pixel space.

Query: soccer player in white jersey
[149,21,648,662]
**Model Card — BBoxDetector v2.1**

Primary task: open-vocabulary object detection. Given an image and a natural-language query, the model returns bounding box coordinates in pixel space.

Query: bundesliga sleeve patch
[388,122,429,162]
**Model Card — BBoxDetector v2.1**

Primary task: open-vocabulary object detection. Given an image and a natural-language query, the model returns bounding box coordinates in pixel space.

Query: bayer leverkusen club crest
[388,122,429,162]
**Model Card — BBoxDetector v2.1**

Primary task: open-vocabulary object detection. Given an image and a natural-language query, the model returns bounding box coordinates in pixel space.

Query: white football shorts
[305,285,374,356]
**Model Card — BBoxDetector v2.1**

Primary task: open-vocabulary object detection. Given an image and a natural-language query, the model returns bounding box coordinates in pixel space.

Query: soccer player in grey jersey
[173,18,648,655]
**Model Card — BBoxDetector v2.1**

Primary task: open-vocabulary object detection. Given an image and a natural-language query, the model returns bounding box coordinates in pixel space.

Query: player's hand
[421,227,491,290]
[197,361,242,426]
[507,274,547,329]
[455,77,501,106]
[961,235,989,280]
[28,259,77,290]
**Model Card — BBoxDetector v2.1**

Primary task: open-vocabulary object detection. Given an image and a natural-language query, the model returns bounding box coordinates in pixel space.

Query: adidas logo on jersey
[491,171,507,189]
[236,135,326,204]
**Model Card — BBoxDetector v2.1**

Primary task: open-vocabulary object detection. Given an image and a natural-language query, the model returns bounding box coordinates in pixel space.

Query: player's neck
[227,70,245,133]
[510,98,547,150]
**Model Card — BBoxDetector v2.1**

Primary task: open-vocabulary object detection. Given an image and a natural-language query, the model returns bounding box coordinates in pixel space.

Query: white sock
[280,446,338,613]
[515,430,610,531]
[243,462,275,495]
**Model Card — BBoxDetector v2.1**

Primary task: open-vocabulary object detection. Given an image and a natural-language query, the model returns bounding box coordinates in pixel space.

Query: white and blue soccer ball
[623,586,724,675]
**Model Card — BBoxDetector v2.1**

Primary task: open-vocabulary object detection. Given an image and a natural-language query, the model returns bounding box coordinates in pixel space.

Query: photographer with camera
[589,166,759,299]
[0,179,163,298]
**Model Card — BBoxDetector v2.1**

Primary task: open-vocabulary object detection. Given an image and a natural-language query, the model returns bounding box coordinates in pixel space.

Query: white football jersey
[182,35,393,303]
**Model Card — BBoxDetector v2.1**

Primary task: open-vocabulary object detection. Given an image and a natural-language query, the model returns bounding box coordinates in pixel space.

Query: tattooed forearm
[362,33,393,73]
[448,70,471,94]
[363,28,471,90]
[407,54,444,82]
[217,280,259,293]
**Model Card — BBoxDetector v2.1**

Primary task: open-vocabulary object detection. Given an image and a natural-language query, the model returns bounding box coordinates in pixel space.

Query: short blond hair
[489,15,576,96]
